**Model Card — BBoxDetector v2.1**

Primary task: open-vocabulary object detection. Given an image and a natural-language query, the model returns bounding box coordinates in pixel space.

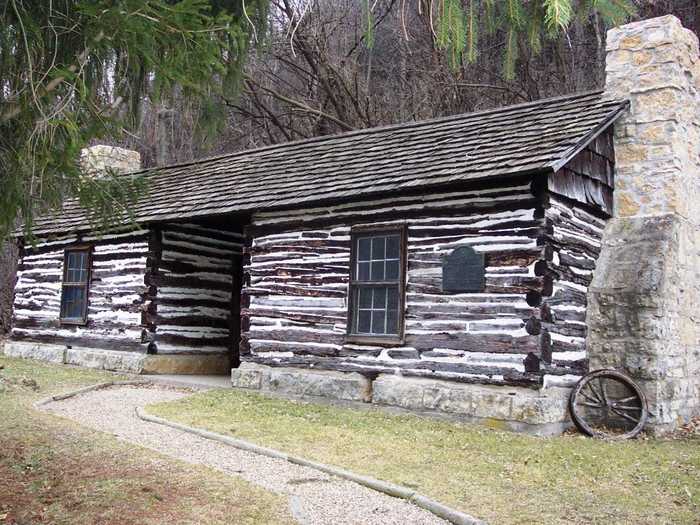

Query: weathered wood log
[12,330,144,352]
[247,326,346,345]
[244,355,541,388]
[145,273,233,292]
[404,333,538,354]
[154,333,231,348]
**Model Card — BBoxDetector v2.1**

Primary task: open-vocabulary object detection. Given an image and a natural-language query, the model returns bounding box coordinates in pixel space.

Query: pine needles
[0,0,268,240]
[426,0,635,77]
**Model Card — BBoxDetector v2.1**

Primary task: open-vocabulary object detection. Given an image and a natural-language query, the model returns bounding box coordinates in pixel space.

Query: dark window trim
[346,225,407,344]
[60,245,93,325]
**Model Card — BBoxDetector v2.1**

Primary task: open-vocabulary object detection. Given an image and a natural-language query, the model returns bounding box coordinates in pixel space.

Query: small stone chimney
[587,15,700,433]
[80,145,141,177]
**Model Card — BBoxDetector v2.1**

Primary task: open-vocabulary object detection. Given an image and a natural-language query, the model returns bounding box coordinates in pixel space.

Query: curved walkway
[43,385,446,525]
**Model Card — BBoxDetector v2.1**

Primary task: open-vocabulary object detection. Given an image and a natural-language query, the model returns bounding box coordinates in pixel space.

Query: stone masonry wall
[588,15,700,432]
[80,145,141,177]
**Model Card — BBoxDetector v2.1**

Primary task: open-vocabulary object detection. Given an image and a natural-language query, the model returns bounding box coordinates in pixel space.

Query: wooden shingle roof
[32,90,627,235]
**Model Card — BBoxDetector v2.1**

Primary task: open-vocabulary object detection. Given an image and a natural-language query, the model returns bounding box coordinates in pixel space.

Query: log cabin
[7,14,700,436]
[4,90,627,433]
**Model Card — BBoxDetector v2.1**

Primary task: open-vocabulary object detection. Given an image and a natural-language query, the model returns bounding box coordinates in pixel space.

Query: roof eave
[548,99,629,173]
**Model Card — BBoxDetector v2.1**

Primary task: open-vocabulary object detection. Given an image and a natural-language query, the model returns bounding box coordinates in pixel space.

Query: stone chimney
[80,145,141,177]
[587,15,700,433]
[156,108,175,167]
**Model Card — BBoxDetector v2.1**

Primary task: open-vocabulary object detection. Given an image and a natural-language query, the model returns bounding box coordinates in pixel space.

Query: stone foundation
[232,363,571,435]
[3,341,230,375]
[4,341,146,373]
[142,354,231,375]
[3,341,67,365]
[232,363,372,403]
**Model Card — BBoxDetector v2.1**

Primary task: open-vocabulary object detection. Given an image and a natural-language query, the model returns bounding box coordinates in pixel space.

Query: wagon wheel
[569,369,648,439]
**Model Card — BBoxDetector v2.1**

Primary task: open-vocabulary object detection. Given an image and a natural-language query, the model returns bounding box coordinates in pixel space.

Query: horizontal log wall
[243,182,548,387]
[11,230,150,352]
[540,195,606,386]
[147,222,243,355]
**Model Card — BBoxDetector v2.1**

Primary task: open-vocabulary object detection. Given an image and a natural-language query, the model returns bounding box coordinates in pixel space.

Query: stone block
[65,347,146,373]
[231,362,264,390]
[264,367,372,402]
[372,374,570,435]
[232,362,372,403]
[472,388,517,420]
[510,388,570,425]
[2,341,66,364]
[142,354,230,375]
[3,341,149,373]
[373,374,426,410]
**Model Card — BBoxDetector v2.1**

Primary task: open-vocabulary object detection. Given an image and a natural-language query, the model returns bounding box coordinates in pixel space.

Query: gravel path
[43,385,446,525]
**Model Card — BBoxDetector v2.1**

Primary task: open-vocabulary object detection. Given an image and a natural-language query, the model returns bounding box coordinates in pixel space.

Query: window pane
[358,261,370,281]
[386,235,400,259]
[66,251,88,283]
[350,231,404,337]
[371,237,385,260]
[358,238,371,261]
[66,253,78,282]
[371,309,386,334]
[358,287,372,308]
[61,285,86,319]
[357,309,371,333]
[387,287,399,334]
[372,287,387,308]
[386,260,399,280]
[78,252,87,281]
[387,287,399,310]
[370,260,385,281]
[387,308,398,334]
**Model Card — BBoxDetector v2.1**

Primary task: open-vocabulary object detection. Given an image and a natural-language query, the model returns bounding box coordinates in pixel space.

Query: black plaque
[442,246,485,293]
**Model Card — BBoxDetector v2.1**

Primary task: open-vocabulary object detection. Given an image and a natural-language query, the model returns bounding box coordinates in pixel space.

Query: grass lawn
[147,387,700,524]
[0,355,293,525]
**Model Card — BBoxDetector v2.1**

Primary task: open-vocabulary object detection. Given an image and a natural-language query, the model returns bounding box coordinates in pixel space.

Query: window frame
[59,245,92,325]
[346,225,407,345]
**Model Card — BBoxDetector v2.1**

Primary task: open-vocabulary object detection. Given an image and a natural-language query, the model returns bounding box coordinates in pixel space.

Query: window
[348,228,405,339]
[60,248,91,323]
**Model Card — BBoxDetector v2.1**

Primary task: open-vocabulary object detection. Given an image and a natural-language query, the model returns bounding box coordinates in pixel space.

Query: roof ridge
[129,89,611,177]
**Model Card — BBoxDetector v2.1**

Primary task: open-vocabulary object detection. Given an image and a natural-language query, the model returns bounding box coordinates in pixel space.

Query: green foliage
[430,0,635,75]
[465,0,477,63]
[544,0,574,34]
[436,0,467,69]
[363,0,375,49]
[0,0,267,240]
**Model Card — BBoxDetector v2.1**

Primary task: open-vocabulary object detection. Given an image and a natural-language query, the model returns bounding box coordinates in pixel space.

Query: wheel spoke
[617,395,638,403]
[599,377,609,406]
[610,407,640,424]
[587,381,603,404]
[577,401,603,408]
[578,390,601,405]
[611,404,641,411]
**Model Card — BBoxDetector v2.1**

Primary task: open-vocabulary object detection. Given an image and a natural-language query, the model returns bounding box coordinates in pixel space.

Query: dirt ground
[0,357,293,525]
